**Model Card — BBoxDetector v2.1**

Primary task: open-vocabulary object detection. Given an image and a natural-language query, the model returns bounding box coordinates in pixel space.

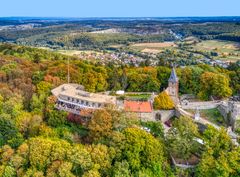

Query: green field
[118,93,152,101]
[191,40,240,61]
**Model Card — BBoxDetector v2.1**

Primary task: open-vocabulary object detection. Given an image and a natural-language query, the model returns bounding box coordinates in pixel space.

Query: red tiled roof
[124,101,152,113]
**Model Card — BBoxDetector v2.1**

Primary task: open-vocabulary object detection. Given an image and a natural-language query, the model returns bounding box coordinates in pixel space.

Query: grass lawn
[123,93,151,101]
[200,108,227,127]
[186,108,227,127]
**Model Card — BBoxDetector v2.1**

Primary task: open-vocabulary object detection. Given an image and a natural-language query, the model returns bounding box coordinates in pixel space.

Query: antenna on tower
[67,57,70,84]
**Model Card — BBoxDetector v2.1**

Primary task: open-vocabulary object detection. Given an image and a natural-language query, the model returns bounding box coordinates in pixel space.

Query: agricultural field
[57,49,102,56]
[193,40,240,52]
[191,40,240,61]
[130,42,176,53]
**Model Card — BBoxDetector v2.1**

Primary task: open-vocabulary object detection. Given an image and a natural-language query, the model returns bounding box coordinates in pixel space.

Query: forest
[0,44,240,176]
[1,18,240,50]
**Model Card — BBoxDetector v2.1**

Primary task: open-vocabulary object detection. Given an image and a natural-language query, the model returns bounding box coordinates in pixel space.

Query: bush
[47,110,67,127]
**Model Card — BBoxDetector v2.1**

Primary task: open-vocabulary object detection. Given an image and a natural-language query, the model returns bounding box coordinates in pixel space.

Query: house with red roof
[124,100,153,113]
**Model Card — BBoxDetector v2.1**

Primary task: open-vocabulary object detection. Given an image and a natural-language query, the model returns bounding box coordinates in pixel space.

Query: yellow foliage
[153,91,174,110]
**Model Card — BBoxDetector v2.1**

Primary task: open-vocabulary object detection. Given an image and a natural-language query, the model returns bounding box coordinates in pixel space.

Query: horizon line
[1,15,240,19]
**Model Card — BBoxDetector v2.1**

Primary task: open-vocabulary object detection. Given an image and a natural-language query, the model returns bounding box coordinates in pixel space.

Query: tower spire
[168,66,178,83]
[167,65,179,105]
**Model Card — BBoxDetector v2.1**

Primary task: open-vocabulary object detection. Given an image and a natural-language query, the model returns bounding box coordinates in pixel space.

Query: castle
[51,67,180,116]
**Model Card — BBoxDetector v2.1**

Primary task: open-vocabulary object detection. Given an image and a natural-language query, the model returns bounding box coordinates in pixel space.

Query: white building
[52,84,117,115]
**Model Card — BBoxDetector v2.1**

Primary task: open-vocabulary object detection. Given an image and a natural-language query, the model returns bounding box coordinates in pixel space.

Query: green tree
[112,161,131,177]
[0,115,23,148]
[196,126,240,177]
[2,94,24,118]
[0,95,3,114]
[141,121,164,138]
[157,66,171,90]
[121,127,167,176]
[46,109,67,127]
[166,116,199,160]
[1,165,16,177]
[67,144,93,176]
[87,144,112,175]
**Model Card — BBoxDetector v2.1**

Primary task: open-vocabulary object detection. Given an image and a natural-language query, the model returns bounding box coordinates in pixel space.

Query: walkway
[176,105,239,145]
[181,100,221,110]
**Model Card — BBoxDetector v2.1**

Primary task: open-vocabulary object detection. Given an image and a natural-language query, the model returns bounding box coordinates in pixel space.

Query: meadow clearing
[130,42,176,53]
[191,40,240,61]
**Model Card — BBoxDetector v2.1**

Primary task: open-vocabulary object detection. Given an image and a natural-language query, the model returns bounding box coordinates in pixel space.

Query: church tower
[167,67,179,104]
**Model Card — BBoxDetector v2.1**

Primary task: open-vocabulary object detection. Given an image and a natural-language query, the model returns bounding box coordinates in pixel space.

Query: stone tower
[167,67,179,104]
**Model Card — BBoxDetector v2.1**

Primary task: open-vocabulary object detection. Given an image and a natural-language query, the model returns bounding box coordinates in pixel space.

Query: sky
[1,0,240,17]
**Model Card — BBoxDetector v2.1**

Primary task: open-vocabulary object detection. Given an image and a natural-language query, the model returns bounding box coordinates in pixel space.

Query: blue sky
[1,0,240,17]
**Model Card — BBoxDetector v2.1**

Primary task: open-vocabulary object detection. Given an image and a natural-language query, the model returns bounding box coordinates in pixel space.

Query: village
[58,48,233,68]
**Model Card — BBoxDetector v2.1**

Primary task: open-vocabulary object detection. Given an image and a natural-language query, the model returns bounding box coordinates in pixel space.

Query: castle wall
[217,103,229,122]
[154,110,176,122]
[228,102,240,130]
[217,101,240,130]
[181,101,221,110]
[138,112,155,122]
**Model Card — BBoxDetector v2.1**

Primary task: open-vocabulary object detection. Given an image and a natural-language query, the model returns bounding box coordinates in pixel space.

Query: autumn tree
[87,144,112,176]
[0,95,3,114]
[81,71,108,92]
[106,107,139,131]
[153,91,174,110]
[16,112,42,138]
[126,67,160,92]
[198,72,232,100]
[88,109,113,141]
